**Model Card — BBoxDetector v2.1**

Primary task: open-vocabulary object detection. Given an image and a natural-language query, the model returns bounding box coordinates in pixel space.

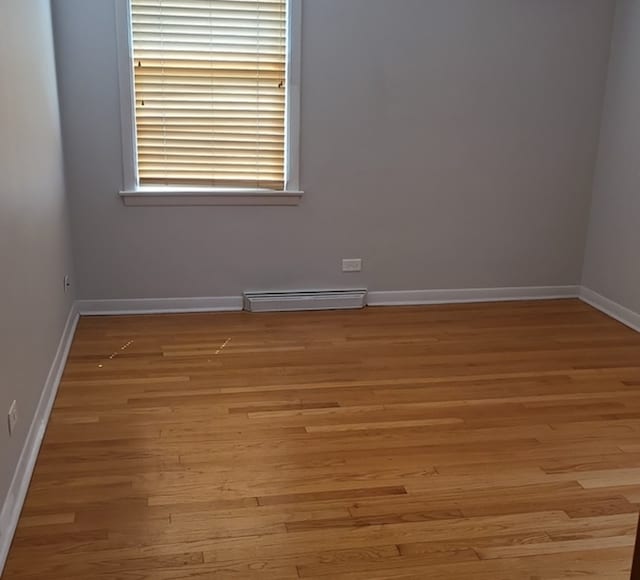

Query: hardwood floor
[4,299,640,579]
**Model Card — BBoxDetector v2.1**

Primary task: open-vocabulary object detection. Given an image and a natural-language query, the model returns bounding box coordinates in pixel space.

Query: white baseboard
[77,296,243,315]
[579,287,640,333]
[367,285,580,307]
[0,303,79,574]
[76,287,582,315]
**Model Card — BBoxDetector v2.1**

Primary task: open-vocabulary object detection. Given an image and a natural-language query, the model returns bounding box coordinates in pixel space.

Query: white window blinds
[131,0,287,190]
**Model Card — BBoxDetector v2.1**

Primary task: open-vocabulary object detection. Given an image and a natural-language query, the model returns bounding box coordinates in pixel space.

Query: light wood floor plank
[4,300,640,578]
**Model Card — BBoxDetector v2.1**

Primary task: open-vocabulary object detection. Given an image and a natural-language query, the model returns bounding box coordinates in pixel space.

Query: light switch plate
[342,259,363,273]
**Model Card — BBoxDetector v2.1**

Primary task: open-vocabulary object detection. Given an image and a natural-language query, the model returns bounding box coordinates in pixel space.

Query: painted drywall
[0,0,76,515]
[51,0,614,300]
[582,0,640,315]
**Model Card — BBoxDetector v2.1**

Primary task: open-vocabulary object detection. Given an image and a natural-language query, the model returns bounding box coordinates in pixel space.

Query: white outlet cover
[342,259,363,273]
[8,400,17,436]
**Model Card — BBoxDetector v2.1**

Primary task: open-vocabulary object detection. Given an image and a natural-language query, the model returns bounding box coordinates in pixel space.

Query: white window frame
[114,0,303,206]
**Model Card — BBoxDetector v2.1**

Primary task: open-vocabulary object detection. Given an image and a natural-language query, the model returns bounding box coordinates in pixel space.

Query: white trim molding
[367,285,580,307]
[76,287,581,316]
[114,0,138,192]
[119,188,303,207]
[77,296,243,316]
[579,287,640,333]
[0,304,79,574]
[284,0,302,192]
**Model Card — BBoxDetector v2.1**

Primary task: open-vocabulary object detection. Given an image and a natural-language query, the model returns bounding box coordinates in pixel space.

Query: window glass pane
[131,0,287,190]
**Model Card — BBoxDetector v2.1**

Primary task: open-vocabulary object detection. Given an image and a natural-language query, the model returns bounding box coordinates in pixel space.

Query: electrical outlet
[342,258,362,273]
[64,275,71,293]
[8,400,17,436]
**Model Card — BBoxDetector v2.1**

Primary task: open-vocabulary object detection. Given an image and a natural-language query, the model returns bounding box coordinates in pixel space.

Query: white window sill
[119,188,304,207]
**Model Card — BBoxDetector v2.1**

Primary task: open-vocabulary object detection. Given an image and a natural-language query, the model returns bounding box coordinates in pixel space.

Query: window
[116,0,302,205]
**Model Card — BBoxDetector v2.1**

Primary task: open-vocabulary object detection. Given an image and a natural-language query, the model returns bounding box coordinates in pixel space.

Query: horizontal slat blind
[131,0,287,189]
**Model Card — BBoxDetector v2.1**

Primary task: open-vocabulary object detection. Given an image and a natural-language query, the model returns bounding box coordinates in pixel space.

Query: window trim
[114,0,303,206]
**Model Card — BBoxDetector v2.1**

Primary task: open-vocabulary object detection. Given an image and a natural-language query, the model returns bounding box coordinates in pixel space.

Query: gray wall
[0,0,76,510]
[583,0,640,314]
[52,0,615,300]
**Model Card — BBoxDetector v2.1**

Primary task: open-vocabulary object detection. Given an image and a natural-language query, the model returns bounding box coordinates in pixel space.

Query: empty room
[3,0,640,578]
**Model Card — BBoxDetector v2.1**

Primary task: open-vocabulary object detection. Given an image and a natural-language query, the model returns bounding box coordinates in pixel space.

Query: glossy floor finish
[5,300,640,579]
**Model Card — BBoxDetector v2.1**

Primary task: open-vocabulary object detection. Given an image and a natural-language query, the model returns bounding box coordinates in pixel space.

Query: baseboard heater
[243,289,368,313]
